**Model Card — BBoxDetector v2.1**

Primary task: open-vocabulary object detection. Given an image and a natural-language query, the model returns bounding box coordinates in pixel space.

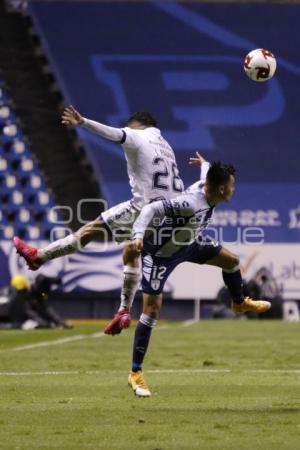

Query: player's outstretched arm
[61,105,124,142]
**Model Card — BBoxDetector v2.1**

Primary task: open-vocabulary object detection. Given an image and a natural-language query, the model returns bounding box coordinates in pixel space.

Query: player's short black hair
[206,161,236,187]
[127,111,157,127]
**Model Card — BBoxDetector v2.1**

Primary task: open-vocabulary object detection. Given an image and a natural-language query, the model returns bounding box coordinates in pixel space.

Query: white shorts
[100,200,140,243]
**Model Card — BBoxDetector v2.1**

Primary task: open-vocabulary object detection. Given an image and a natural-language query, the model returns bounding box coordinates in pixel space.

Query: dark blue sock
[132,315,155,372]
[222,269,244,304]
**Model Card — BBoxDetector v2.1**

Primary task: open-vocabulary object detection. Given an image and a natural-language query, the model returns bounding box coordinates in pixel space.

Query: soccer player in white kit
[13,106,184,335]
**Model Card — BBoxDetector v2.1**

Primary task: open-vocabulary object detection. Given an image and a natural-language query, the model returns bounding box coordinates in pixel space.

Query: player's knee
[144,304,161,319]
[123,243,140,264]
[228,253,240,269]
[83,219,103,236]
[75,219,104,246]
[143,295,162,319]
[220,248,240,270]
[146,310,160,320]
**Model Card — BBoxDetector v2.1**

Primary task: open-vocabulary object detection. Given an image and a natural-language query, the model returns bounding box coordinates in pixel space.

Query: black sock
[222,268,244,304]
[132,314,156,372]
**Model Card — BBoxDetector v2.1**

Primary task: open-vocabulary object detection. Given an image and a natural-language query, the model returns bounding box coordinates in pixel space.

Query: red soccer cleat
[104,309,131,336]
[13,237,43,271]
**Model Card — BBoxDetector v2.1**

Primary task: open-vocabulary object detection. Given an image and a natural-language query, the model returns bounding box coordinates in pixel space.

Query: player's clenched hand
[129,238,143,253]
[61,105,84,126]
[189,151,206,167]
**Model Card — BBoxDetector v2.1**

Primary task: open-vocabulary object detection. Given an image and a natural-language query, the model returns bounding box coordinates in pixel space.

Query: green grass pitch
[0,320,299,450]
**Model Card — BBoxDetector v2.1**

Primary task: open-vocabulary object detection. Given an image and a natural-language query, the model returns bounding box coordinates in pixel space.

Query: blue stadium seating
[0,82,58,241]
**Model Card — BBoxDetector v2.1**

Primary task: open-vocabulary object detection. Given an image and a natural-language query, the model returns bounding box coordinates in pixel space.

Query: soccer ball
[244,49,276,82]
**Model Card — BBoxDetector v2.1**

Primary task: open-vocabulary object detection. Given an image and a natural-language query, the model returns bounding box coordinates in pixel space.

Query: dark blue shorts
[141,238,222,295]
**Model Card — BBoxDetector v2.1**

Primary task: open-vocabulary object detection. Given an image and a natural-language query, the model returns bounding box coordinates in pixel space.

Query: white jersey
[121,127,184,209]
[133,180,215,257]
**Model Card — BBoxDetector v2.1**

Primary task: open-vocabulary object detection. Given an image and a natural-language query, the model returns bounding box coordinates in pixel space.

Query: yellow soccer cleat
[232,296,271,314]
[128,371,151,397]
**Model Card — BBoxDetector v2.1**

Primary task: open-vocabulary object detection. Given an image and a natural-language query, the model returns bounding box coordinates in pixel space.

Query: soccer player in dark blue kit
[127,157,271,397]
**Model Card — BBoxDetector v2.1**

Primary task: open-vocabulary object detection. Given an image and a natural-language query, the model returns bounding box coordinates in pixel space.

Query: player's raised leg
[128,293,162,397]
[13,218,106,270]
[206,247,271,313]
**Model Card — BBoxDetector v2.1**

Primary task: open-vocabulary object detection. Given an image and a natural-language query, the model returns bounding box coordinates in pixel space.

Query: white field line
[1,324,171,353]
[0,368,300,377]
[1,332,104,353]
[148,369,300,374]
[0,371,80,376]
[181,319,199,327]
[247,369,300,373]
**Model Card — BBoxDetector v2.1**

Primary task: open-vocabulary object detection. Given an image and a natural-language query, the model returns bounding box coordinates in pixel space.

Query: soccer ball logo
[244,48,277,82]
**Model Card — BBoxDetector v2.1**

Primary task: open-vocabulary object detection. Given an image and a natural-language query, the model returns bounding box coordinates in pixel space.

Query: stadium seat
[0,157,8,171]
[10,190,24,206]
[0,225,14,240]
[26,226,41,240]
[12,139,27,155]
[37,191,50,206]
[29,174,42,189]
[17,207,34,224]
[2,123,20,138]
[20,157,34,172]
[4,174,17,189]
[0,105,13,122]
